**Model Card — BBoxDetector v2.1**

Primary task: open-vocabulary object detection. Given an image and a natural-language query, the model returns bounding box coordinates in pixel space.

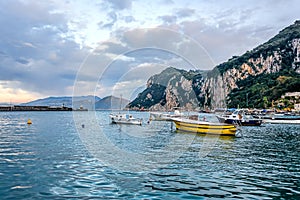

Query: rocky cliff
[128,21,300,110]
[128,67,206,110]
[207,20,300,108]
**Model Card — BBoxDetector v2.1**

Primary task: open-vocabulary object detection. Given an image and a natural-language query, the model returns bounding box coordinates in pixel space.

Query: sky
[0,0,299,103]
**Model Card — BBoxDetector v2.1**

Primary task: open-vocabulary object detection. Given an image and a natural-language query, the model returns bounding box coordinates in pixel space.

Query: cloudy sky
[0,0,299,103]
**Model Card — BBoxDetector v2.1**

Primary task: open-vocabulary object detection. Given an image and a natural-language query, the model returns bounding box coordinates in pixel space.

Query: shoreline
[0,105,72,112]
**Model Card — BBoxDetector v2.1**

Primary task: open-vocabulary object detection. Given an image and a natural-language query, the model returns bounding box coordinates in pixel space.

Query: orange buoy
[27,119,32,125]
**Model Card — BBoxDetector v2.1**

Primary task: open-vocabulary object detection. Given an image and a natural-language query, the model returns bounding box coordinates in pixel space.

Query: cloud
[96,39,130,55]
[0,0,88,98]
[1,0,299,102]
[100,11,118,29]
[108,0,133,10]
[15,57,30,65]
[179,20,245,63]
[158,15,177,24]
[121,28,214,68]
[0,81,41,103]
[22,42,37,48]
[72,26,216,99]
[175,8,195,18]
[123,16,135,23]
[160,0,174,5]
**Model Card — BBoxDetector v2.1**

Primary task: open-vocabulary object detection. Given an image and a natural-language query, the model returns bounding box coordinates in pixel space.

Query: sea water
[0,111,299,199]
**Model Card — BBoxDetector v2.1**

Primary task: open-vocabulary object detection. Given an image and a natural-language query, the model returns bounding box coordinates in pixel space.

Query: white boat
[254,113,300,124]
[109,113,142,125]
[263,118,300,124]
[262,114,300,124]
[216,109,262,126]
[149,108,184,121]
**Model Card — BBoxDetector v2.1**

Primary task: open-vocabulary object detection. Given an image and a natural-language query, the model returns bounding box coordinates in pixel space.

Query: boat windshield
[232,110,245,115]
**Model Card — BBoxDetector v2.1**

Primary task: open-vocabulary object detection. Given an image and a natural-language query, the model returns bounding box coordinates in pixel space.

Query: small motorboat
[149,110,183,121]
[253,112,300,124]
[171,118,237,136]
[149,107,184,121]
[263,118,300,124]
[261,114,300,124]
[216,109,262,126]
[109,113,142,125]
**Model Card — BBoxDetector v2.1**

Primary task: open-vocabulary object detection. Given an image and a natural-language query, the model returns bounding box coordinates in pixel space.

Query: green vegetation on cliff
[227,70,300,108]
[128,21,300,110]
[226,20,300,108]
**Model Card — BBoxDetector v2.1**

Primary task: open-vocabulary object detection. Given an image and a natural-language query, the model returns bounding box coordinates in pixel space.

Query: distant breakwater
[0,105,73,111]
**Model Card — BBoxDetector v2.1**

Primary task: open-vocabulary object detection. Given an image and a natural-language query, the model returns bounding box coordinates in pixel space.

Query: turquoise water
[0,111,299,199]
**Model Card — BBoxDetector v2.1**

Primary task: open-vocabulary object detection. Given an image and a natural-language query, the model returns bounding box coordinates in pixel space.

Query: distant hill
[21,95,130,110]
[0,103,13,106]
[21,95,101,110]
[95,96,129,110]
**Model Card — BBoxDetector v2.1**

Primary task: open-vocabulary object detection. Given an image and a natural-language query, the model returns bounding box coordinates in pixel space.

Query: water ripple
[0,112,299,199]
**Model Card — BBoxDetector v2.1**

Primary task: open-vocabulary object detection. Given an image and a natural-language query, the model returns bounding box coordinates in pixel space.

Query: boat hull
[111,119,142,125]
[172,119,237,136]
[217,116,262,126]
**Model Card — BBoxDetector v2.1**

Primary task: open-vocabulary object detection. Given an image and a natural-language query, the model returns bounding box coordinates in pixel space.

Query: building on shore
[294,103,300,111]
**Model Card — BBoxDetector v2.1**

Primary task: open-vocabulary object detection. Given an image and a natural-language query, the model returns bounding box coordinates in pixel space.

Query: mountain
[128,20,300,110]
[21,95,101,110]
[95,96,129,110]
[209,20,300,108]
[0,103,13,106]
[128,67,207,110]
[21,95,130,110]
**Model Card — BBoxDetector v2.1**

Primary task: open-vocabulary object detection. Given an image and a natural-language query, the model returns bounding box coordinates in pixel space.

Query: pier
[0,105,72,111]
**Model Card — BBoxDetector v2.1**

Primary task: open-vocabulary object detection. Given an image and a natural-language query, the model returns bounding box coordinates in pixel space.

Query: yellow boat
[171,118,237,136]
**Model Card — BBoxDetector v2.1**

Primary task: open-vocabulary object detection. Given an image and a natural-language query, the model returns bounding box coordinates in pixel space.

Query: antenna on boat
[10,98,13,111]
[120,94,122,111]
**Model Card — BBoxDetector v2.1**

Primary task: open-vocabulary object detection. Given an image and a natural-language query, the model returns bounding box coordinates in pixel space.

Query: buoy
[27,119,32,125]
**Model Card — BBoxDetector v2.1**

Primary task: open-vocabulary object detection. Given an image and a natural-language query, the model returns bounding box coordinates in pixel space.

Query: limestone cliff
[127,67,205,110]
[205,20,300,108]
[128,21,300,110]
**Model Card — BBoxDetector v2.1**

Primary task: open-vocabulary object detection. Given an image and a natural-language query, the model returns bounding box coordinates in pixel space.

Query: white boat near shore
[254,113,300,124]
[216,109,262,126]
[149,111,183,121]
[149,108,184,121]
[109,113,142,125]
[263,118,300,124]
